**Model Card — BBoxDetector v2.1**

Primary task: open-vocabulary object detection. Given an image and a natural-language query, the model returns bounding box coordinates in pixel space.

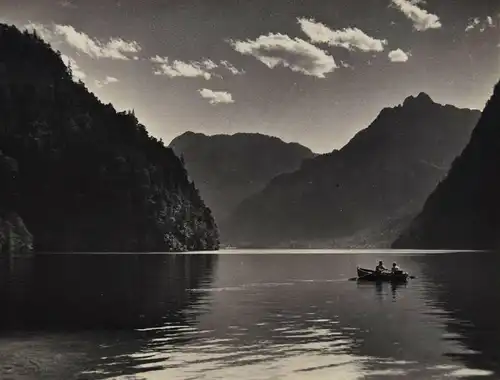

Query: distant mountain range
[220,92,481,248]
[393,79,500,249]
[169,132,315,221]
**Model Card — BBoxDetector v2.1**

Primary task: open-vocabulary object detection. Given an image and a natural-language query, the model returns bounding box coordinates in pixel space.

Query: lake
[0,250,499,379]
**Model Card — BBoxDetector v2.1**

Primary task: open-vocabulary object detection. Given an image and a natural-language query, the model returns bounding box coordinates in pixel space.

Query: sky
[0,0,499,153]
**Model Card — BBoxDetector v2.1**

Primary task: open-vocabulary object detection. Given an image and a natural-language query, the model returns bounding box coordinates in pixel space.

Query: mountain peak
[392,79,500,249]
[403,92,434,106]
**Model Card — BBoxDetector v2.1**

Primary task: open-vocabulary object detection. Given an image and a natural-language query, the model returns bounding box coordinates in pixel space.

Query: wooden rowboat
[356,266,409,282]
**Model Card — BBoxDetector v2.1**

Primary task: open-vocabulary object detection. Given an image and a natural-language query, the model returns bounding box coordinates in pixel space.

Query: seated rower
[375,260,387,273]
[391,262,402,274]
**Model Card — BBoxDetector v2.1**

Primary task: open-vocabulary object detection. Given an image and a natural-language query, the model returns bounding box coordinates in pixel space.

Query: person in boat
[391,262,402,274]
[375,261,387,273]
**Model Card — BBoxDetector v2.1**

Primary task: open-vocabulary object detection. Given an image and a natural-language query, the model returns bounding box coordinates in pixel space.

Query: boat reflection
[356,279,407,302]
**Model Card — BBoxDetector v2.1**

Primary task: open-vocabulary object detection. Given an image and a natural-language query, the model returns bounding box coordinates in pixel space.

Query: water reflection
[412,251,500,379]
[0,254,218,379]
[141,254,497,379]
[0,252,498,379]
[356,281,406,302]
[2,254,217,329]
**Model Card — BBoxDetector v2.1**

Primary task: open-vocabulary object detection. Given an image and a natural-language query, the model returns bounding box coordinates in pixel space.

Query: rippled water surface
[1,251,500,379]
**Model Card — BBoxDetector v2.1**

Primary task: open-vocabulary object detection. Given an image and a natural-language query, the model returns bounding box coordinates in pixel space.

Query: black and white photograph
[0,0,499,379]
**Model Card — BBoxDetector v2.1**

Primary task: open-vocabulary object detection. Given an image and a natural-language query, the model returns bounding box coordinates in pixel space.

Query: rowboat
[356,267,409,282]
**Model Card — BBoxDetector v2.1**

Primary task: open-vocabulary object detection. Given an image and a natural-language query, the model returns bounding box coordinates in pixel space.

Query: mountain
[169,132,315,222]
[393,79,500,249]
[222,93,481,248]
[0,23,219,252]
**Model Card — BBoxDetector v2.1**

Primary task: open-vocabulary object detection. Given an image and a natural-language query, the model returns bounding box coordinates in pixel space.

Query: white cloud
[220,60,245,75]
[229,33,337,78]
[198,88,234,104]
[340,60,353,68]
[24,22,141,60]
[59,0,77,8]
[105,76,119,83]
[390,0,442,31]
[202,59,218,70]
[24,22,55,41]
[95,76,119,88]
[150,56,169,64]
[150,56,244,79]
[61,54,86,80]
[54,25,140,59]
[53,24,105,57]
[151,56,213,79]
[388,48,410,62]
[297,18,387,52]
[465,17,480,32]
[104,37,141,55]
[465,16,496,32]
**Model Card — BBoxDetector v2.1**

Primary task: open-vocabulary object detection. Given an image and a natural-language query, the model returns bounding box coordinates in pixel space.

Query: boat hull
[356,267,408,282]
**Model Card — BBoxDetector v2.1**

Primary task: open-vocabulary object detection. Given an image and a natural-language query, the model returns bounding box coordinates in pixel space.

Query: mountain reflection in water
[0,251,499,379]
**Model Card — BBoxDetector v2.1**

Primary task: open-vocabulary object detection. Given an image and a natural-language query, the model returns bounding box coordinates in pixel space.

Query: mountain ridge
[221,92,481,247]
[392,79,500,249]
[169,131,316,222]
[170,131,316,150]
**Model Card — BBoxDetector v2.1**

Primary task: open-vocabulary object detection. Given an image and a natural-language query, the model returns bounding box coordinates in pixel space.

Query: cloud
[229,33,337,78]
[54,25,140,59]
[390,0,442,31]
[198,88,234,104]
[151,56,214,79]
[24,22,54,41]
[297,18,387,52]
[24,22,141,60]
[388,48,410,62]
[202,59,218,70]
[340,60,353,68]
[104,76,119,84]
[95,76,119,88]
[220,60,245,75]
[59,0,77,8]
[61,54,86,80]
[465,17,480,32]
[150,56,244,79]
[465,16,496,32]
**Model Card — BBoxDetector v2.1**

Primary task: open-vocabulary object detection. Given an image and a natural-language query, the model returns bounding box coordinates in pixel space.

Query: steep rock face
[0,150,33,254]
[393,79,500,249]
[0,23,219,252]
[222,93,480,247]
[0,212,33,254]
[169,132,315,222]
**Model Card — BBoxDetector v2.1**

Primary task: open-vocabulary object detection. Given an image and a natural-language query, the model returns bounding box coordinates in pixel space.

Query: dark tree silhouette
[0,23,219,252]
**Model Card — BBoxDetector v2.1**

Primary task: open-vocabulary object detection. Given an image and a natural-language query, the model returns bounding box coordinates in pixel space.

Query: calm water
[1,251,500,380]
